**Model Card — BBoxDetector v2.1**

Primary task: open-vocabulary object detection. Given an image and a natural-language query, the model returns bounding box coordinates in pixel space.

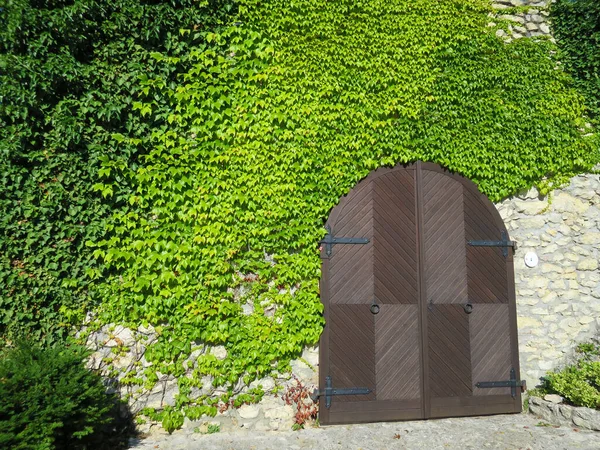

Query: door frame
[318,161,521,424]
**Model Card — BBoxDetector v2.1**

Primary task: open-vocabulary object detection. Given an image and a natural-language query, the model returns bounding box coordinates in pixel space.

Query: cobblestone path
[129,413,600,449]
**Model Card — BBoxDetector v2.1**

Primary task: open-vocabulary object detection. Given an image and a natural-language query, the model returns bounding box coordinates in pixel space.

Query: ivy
[0,0,236,345]
[92,0,599,406]
[550,0,600,123]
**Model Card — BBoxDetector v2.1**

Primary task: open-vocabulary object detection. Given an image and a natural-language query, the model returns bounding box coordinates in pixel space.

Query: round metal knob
[370,303,380,315]
[463,303,473,314]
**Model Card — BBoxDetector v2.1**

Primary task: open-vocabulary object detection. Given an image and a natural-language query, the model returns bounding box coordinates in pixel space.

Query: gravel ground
[128,413,600,450]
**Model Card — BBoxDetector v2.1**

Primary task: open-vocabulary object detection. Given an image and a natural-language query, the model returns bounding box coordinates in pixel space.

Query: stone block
[553,304,569,314]
[529,397,600,431]
[526,276,548,289]
[499,14,525,24]
[530,14,543,23]
[252,420,270,431]
[237,404,261,419]
[552,193,590,214]
[541,263,561,273]
[559,318,578,330]
[86,351,105,371]
[250,377,275,392]
[541,291,558,304]
[113,354,134,370]
[264,404,294,420]
[518,317,542,328]
[525,22,539,31]
[578,316,596,325]
[577,259,598,271]
[211,346,227,360]
[550,280,566,290]
[543,394,563,404]
[113,325,136,347]
[539,244,558,254]
[519,217,546,229]
[520,297,539,306]
[580,233,600,245]
[302,346,319,367]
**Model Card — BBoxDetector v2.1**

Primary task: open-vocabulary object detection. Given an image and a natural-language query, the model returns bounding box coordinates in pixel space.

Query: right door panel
[420,165,521,418]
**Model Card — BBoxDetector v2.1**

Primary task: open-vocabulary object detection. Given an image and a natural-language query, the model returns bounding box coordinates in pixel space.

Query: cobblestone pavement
[129,413,600,450]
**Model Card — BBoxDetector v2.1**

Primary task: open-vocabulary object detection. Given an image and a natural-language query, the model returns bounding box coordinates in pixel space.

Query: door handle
[370,299,380,315]
[463,302,473,314]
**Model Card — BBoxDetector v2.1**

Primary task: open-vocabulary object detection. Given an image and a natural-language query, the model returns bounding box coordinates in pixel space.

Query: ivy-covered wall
[2,0,599,431]
[86,0,598,417]
[0,0,236,345]
[551,0,600,123]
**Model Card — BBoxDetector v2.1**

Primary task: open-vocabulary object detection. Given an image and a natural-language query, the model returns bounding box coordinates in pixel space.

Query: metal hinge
[475,368,526,399]
[311,376,372,408]
[320,225,369,258]
[468,231,516,258]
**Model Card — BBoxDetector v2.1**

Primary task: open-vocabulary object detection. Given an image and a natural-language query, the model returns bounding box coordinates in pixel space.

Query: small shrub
[542,340,600,409]
[0,341,117,449]
[544,362,600,409]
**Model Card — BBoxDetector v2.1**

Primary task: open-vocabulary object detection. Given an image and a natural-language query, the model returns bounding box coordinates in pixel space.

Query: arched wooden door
[317,161,522,425]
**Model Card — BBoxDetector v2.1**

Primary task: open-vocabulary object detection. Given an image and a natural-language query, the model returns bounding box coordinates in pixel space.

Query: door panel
[470,304,512,397]
[321,166,422,424]
[373,171,418,305]
[375,305,421,401]
[329,304,376,403]
[421,170,468,305]
[328,181,374,306]
[464,188,509,304]
[427,304,472,398]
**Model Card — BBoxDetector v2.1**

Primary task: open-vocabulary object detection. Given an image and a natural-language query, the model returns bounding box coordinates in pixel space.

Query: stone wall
[498,174,600,389]
[83,322,319,433]
[491,0,552,42]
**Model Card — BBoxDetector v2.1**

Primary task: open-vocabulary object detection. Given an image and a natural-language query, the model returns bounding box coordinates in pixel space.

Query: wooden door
[318,162,521,425]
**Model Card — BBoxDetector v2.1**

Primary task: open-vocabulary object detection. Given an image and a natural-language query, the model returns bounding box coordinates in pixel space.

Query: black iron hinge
[311,376,372,408]
[475,368,526,399]
[468,231,516,258]
[320,225,369,258]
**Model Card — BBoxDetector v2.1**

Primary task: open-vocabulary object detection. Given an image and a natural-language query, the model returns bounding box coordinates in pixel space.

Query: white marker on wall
[524,251,539,268]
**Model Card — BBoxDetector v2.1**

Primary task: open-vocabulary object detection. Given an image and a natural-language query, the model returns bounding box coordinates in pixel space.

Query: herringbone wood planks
[329,304,376,402]
[471,304,512,396]
[422,171,468,305]
[375,305,421,400]
[373,170,418,304]
[428,304,472,398]
[329,181,374,305]
[464,189,508,304]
